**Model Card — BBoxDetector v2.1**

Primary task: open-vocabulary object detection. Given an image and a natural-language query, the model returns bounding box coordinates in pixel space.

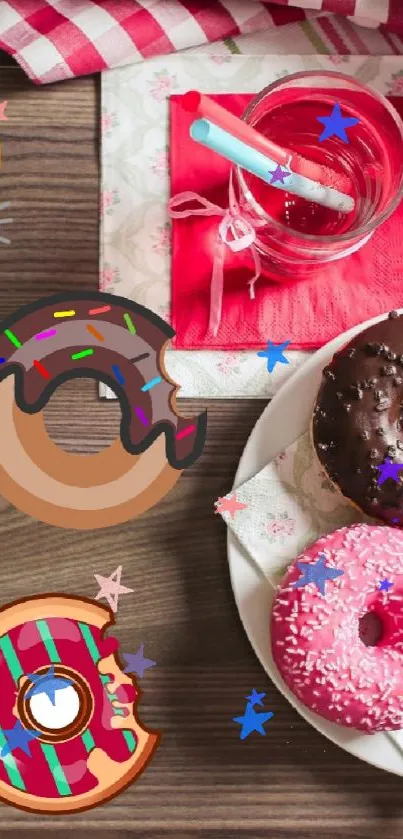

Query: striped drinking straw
[190,119,355,215]
[182,90,353,199]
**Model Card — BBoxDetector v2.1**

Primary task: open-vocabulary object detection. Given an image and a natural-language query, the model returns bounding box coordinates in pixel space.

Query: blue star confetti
[246,689,266,708]
[379,579,393,592]
[377,458,403,486]
[317,103,359,144]
[268,164,291,185]
[0,720,40,758]
[294,553,344,596]
[122,644,156,678]
[26,665,73,706]
[257,340,290,374]
[233,702,274,741]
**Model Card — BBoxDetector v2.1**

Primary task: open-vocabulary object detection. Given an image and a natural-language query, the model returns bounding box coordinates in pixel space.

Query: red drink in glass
[231,71,403,279]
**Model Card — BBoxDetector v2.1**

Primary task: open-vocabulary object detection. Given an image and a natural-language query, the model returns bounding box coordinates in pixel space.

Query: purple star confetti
[377,458,403,486]
[268,164,291,185]
[122,644,156,678]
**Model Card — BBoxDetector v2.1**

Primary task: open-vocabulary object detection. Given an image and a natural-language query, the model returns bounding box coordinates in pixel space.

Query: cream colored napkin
[220,431,373,586]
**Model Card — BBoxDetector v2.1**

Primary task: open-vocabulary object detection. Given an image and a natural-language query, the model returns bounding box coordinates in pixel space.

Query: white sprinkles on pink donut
[271,523,403,732]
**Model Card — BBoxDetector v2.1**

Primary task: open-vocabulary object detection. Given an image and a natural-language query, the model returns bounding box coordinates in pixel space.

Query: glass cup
[230,71,403,280]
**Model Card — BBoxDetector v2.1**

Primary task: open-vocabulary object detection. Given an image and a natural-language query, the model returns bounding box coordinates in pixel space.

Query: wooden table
[0,55,402,839]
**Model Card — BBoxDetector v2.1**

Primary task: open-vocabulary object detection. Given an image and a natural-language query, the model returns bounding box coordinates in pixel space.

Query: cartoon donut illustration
[0,594,160,814]
[0,292,207,529]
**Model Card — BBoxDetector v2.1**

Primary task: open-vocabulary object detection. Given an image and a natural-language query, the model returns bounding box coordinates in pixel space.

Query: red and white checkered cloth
[0,1,402,85]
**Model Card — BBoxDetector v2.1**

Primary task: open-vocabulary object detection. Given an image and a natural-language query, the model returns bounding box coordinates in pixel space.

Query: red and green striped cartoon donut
[0,595,159,813]
[0,291,207,529]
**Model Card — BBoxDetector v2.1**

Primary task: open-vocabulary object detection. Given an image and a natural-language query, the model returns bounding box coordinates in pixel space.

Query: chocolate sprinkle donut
[0,292,207,529]
[312,311,403,525]
[0,291,207,471]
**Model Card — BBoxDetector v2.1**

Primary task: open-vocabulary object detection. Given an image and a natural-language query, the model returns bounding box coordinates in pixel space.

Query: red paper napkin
[170,93,403,351]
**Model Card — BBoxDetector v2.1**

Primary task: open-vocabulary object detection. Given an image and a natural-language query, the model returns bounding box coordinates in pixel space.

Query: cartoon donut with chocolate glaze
[0,594,159,814]
[0,292,207,529]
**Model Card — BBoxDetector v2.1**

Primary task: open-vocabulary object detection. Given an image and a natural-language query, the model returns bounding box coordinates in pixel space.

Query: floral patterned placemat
[219,431,374,586]
[100,54,403,399]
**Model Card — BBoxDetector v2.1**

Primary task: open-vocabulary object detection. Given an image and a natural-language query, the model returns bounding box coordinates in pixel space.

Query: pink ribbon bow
[168,190,264,337]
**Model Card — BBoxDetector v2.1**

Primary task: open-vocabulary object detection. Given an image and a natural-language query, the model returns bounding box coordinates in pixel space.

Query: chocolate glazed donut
[0,292,207,529]
[312,310,403,526]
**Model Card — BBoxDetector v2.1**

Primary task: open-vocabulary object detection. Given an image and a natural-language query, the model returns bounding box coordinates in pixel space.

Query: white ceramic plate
[228,308,403,774]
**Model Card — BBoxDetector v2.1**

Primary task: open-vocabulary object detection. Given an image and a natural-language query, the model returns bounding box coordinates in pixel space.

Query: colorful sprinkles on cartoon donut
[0,291,207,529]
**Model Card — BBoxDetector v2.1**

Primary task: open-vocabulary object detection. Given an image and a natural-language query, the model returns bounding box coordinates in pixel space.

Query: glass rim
[236,69,403,245]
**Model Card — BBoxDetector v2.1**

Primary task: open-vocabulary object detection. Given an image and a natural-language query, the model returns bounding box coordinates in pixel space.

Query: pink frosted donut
[271,523,403,732]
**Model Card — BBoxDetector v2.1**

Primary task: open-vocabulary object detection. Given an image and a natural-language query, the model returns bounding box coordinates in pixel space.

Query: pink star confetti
[0,101,8,121]
[94,565,133,613]
[214,493,248,520]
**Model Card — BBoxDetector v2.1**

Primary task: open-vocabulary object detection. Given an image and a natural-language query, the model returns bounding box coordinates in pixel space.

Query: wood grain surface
[1,56,403,839]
